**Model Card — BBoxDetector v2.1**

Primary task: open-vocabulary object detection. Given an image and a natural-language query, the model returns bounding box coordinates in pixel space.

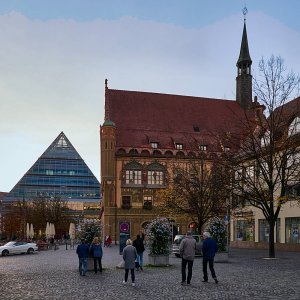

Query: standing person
[76,238,89,276]
[122,239,137,287]
[202,231,218,283]
[132,234,145,271]
[90,237,103,274]
[179,231,197,285]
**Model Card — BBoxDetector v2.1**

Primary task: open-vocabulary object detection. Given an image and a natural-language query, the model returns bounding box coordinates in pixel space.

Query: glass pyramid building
[4,132,100,204]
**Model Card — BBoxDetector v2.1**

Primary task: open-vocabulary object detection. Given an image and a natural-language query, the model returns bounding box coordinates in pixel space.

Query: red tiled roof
[274,97,300,122]
[106,89,246,150]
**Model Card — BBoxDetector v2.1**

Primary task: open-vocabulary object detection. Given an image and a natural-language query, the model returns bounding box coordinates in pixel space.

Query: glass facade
[285,217,300,244]
[258,219,281,243]
[4,132,100,204]
[235,219,255,241]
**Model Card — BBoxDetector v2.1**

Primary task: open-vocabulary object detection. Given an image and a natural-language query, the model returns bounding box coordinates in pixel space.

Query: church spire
[103,78,115,127]
[236,7,252,109]
[237,21,252,66]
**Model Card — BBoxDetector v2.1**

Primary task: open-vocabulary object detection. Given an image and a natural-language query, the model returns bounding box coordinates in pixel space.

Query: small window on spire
[193,125,200,132]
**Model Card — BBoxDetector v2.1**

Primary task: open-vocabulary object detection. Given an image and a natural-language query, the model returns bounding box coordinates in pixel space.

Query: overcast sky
[1,0,300,192]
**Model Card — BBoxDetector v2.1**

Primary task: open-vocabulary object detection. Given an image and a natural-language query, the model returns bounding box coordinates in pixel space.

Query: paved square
[1,245,300,299]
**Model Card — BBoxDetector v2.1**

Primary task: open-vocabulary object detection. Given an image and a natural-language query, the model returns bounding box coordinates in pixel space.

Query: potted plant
[207,219,228,263]
[145,217,170,266]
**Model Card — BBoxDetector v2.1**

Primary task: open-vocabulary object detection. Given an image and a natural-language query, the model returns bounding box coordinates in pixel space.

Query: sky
[1,0,300,192]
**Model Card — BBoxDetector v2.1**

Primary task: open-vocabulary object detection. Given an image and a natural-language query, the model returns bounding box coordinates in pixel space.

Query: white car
[0,241,38,256]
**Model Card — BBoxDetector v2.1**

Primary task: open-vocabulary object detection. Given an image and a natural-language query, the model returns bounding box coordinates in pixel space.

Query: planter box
[148,254,169,266]
[87,257,94,271]
[214,251,229,263]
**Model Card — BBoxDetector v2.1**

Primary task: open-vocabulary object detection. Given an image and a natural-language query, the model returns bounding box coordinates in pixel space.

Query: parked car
[0,241,38,256]
[172,234,202,257]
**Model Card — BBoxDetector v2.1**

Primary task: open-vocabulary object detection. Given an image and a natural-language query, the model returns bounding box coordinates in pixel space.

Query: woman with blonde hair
[90,236,103,274]
[122,239,137,286]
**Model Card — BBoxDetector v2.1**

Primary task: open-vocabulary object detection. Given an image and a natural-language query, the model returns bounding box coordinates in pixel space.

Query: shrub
[145,217,170,255]
[207,219,227,252]
[79,219,102,245]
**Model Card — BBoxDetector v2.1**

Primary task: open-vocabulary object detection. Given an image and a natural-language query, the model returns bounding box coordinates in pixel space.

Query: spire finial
[242,6,248,22]
[105,78,108,89]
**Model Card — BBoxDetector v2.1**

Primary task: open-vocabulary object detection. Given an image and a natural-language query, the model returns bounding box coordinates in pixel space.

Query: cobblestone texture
[0,245,300,300]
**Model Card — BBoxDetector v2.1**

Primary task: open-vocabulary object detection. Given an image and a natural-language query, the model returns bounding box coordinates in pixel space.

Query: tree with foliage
[224,55,300,258]
[159,154,230,234]
[79,219,102,244]
[145,217,170,255]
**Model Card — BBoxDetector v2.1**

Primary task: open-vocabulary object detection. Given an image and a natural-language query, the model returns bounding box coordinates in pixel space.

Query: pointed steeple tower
[236,8,252,109]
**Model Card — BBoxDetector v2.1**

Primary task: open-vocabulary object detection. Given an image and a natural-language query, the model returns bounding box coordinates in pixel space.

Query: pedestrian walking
[179,231,197,285]
[122,239,137,286]
[202,231,218,283]
[132,234,145,271]
[90,237,103,274]
[76,238,89,276]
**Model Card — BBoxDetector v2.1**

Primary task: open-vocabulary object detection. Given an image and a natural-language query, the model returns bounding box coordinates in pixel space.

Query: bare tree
[225,55,300,258]
[158,154,230,234]
[2,197,73,239]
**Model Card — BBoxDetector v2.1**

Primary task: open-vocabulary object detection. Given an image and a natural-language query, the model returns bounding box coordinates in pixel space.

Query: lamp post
[225,197,231,252]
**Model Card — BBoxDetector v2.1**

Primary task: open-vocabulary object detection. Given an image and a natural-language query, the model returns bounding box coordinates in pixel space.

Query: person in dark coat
[132,234,145,271]
[76,238,89,276]
[90,237,103,274]
[202,231,218,283]
[122,239,137,286]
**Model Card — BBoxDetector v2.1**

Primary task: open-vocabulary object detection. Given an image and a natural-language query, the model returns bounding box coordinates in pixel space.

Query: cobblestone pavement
[1,244,300,300]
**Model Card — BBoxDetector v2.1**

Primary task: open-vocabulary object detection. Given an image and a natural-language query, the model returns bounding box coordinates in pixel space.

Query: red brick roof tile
[106,89,246,151]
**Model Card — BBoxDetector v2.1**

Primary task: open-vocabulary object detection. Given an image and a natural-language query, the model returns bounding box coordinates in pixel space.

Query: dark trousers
[181,258,194,283]
[93,257,102,273]
[203,257,216,281]
[125,268,135,283]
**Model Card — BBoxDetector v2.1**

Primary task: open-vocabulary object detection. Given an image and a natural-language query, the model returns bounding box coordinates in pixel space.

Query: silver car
[172,234,202,257]
[0,241,38,256]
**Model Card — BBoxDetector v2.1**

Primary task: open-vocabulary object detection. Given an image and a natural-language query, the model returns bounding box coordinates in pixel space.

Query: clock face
[120,222,130,233]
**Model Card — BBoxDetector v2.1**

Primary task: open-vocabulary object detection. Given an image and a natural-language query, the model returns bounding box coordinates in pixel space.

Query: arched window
[141,150,150,156]
[165,151,173,157]
[129,149,139,156]
[288,117,300,136]
[116,148,126,156]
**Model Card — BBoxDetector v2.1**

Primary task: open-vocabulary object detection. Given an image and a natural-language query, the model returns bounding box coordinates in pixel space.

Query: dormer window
[175,143,183,150]
[150,142,158,149]
[199,145,207,151]
[288,117,300,136]
[224,147,231,152]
